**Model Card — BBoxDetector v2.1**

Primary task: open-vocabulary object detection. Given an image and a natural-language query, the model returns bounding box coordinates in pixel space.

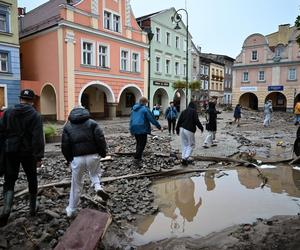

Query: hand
[36,161,42,168]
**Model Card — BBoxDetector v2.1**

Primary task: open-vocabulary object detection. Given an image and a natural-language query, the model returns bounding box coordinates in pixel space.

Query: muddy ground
[0,109,300,249]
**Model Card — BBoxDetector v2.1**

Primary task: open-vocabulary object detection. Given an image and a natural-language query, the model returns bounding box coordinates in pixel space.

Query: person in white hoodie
[263,100,273,127]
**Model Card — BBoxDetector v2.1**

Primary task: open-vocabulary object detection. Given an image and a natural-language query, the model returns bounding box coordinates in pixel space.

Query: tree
[172,80,201,91]
[295,15,300,45]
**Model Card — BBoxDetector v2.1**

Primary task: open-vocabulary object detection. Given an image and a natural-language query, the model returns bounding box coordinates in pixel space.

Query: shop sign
[153,81,169,87]
[268,85,283,91]
[240,86,257,92]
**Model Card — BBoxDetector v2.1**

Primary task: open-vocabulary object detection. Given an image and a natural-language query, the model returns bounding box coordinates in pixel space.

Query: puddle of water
[130,166,300,246]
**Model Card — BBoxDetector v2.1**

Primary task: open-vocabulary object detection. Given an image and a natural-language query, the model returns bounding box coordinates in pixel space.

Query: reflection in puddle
[131,166,300,246]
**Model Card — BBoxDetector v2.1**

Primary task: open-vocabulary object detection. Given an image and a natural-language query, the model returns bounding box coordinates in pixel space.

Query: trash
[277,141,284,146]
[293,166,300,171]
[259,164,277,169]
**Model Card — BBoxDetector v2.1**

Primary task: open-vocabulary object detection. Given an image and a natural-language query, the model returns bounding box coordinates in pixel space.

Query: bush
[44,124,57,139]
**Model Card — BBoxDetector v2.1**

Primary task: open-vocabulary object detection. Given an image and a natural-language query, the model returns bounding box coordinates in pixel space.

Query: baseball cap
[20,89,35,100]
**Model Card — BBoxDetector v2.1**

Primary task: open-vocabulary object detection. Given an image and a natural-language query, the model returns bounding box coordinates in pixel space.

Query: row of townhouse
[232,24,300,111]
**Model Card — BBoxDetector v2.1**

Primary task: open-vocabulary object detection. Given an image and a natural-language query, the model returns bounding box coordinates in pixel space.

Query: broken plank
[54,209,111,250]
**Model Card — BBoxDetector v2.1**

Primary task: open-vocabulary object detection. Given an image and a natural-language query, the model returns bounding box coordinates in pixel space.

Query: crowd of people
[0,89,299,225]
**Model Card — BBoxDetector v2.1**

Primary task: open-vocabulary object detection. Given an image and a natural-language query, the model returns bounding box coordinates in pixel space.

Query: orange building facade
[19,0,148,120]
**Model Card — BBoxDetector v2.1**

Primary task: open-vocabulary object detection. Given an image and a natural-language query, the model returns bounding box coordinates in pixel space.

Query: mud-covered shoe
[203,144,209,148]
[96,189,110,201]
[181,159,188,166]
[65,206,76,218]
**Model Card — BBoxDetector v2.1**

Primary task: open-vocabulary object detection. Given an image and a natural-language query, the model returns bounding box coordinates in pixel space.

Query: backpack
[153,109,160,116]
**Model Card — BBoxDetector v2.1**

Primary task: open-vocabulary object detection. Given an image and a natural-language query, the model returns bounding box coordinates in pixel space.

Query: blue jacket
[165,106,178,120]
[130,103,161,135]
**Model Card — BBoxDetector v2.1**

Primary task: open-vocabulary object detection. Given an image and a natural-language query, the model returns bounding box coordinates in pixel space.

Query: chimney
[18,7,26,17]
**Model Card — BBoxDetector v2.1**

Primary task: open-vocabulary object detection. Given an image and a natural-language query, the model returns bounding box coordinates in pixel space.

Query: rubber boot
[29,194,38,216]
[0,191,14,227]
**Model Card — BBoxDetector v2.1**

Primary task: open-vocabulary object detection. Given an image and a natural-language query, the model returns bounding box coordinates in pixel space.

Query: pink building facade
[19,0,148,120]
[232,24,300,111]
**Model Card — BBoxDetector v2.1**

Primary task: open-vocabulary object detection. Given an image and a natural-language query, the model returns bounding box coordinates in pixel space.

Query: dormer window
[104,10,121,33]
[275,45,284,57]
[251,50,258,61]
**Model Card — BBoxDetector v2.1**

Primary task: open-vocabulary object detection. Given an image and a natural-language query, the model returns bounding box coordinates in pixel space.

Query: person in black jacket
[62,106,108,217]
[0,89,44,227]
[176,102,203,166]
[203,100,221,148]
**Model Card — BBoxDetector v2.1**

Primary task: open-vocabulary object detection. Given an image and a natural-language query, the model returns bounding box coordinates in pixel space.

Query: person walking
[152,104,161,120]
[130,97,162,164]
[0,89,44,227]
[294,101,300,125]
[165,101,178,135]
[61,106,108,218]
[263,100,273,127]
[203,100,221,148]
[233,104,241,127]
[176,101,203,166]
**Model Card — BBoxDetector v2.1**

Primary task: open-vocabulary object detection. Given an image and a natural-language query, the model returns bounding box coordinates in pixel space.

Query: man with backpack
[0,89,44,227]
[165,101,178,135]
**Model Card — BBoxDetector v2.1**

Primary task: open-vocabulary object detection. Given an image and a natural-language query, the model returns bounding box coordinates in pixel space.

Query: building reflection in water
[133,166,300,246]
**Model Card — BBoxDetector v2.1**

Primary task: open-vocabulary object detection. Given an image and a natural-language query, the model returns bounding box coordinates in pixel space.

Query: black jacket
[62,108,107,162]
[205,102,220,132]
[176,102,203,134]
[2,103,44,160]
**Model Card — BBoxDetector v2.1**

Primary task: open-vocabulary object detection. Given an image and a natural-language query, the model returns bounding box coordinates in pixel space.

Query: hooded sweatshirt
[130,103,161,135]
[61,107,106,162]
[2,103,44,160]
[176,102,203,134]
[205,101,220,132]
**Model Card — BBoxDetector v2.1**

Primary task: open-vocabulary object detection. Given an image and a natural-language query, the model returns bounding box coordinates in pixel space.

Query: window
[228,67,231,75]
[98,45,109,68]
[156,27,161,42]
[165,59,171,74]
[204,66,209,75]
[288,68,296,80]
[228,80,231,88]
[104,11,111,30]
[113,14,120,32]
[200,65,204,74]
[166,32,171,46]
[183,39,187,52]
[175,62,180,75]
[121,50,129,71]
[201,80,204,89]
[155,56,161,72]
[82,41,94,65]
[132,52,140,72]
[251,50,258,61]
[275,46,284,57]
[220,70,223,76]
[126,93,135,107]
[258,70,265,81]
[0,52,8,72]
[0,5,9,33]
[104,11,120,32]
[175,36,180,49]
[183,64,187,76]
[204,80,208,90]
[243,72,249,82]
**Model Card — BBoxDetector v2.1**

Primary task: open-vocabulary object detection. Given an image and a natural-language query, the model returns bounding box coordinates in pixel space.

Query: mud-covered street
[0,109,300,250]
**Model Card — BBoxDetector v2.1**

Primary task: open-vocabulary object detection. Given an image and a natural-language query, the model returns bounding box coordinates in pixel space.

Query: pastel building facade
[0,0,20,108]
[233,24,300,111]
[19,0,147,120]
[137,8,192,112]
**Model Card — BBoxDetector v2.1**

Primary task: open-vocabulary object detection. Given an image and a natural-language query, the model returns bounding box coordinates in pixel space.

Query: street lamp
[172,8,189,108]
[145,28,154,107]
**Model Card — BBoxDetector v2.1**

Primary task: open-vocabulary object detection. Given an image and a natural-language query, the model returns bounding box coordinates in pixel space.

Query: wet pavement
[130,165,300,246]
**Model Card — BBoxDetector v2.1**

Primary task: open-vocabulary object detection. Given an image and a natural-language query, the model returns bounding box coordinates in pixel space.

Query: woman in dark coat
[203,101,220,148]
[233,104,241,127]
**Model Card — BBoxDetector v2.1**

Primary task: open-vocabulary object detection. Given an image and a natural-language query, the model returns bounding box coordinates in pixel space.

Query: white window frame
[258,70,265,81]
[113,14,121,32]
[81,39,96,66]
[0,5,10,33]
[131,51,140,73]
[200,65,204,74]
[183,39,187,52]
[183,63,187,76]
[0,51,9,72]
[204,66,209,75]
[155,55,161,73]
[288,68,296,80]
[166,32,171,46]
[98,42,110,68]
[103,10,111,30]
[205,80,208,90]
[103,9,122,33]
[251,50,258,61]
[165,58,171,74]
[156,27,161,42]
[175,36,180,49]
[243,71,249,82]
[0,84,8,108]
[120,48,130,71]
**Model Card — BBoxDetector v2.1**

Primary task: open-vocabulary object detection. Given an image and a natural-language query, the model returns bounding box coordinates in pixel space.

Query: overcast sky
[18,0,300,58]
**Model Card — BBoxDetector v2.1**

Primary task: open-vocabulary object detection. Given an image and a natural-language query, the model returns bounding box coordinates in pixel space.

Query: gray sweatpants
[180,128,195,160]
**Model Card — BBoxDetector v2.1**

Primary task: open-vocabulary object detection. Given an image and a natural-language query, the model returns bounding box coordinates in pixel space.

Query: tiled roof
[19,0,66,38]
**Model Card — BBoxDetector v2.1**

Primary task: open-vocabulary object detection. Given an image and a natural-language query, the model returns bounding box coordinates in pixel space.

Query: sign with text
[153,81,169,87]
[240,86,257,92]
[268,85,283,91]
